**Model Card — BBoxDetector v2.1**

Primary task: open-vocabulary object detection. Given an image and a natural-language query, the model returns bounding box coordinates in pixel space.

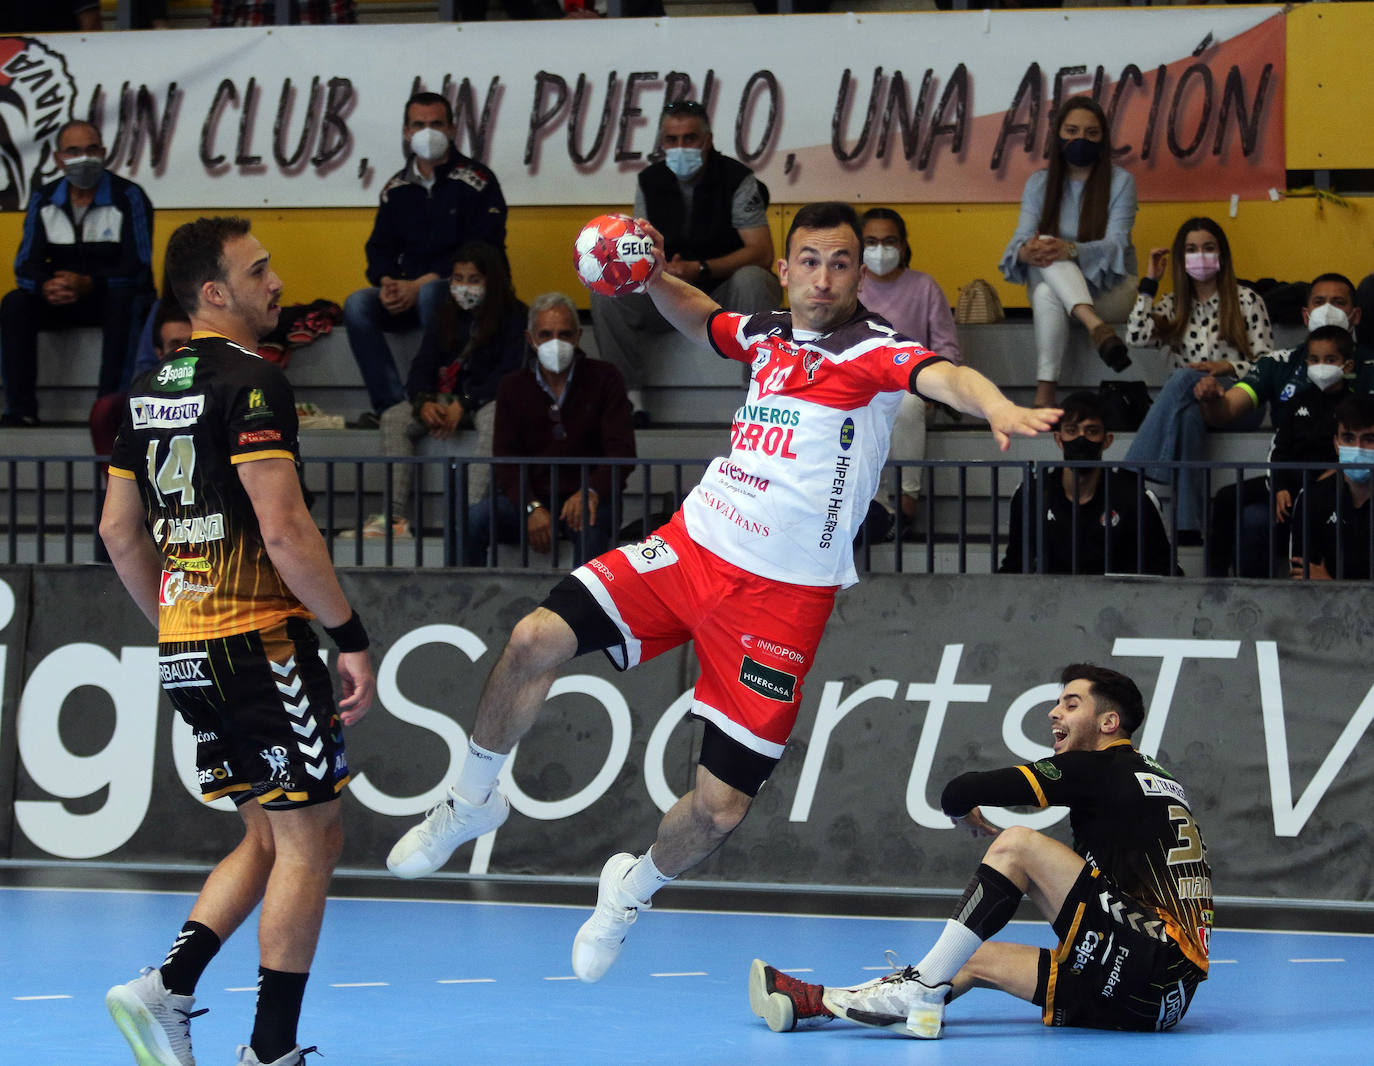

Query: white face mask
[663,146,703,180]
[450,283,484,310]
[863,245,902,277]
[1306,362,1345,391]
[1307,302,1351,333]
[409,127,450,163]
[536,338,575,374]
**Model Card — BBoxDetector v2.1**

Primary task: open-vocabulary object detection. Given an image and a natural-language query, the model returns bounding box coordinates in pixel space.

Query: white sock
[912,920,983,987]
[621,848,674,905]
[452,739,507,806]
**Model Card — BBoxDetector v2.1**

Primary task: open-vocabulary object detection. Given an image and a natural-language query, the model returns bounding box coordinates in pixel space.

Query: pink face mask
[1184,251,1221,282]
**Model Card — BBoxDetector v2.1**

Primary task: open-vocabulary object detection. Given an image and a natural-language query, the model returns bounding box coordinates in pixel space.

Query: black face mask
[1058,136,1102,168]
[1061,435,1104,462]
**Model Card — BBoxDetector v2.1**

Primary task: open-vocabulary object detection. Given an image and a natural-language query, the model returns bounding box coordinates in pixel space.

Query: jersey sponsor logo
[1033,759,1062,780]
[699,488,771,536]
[193,729,218,743]
[197,761,233,785]
[1155,980,1189,1031]
[738,654,797,702]
[158,569,216,607]
[758,364,793,397]
[238,429,282,445]
[130,395,206,430]
[802,350,825,381]
[1070,928,1102,974]
[589,558,615,582]
[893,349,912,366]
[741,633,807,666]
[1280,383,1297,402]
[818,454,851,549]
[153,513,226,546]
[170,555,211,573]
[839,417,854,451]
[1176,874,1212,900]
[719,462,770,493]
[244,388,275,421]
[159,651,213,689]
[153,357,199,391]
[618,533,680,574]
[730,421,799,458]
[734,404,800,427]
[1100,943,1131,998]
[259,745,292,781]
[1136,771,1188,806]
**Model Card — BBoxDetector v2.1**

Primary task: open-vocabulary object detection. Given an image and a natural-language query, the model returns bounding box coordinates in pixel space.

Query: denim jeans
[1124,368,1265,533]
[464,493,612,567]
[343,278,449,413]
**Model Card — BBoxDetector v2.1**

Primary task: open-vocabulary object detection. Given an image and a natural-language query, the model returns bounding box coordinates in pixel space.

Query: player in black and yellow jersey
[100,217,376,1066]
[751,664,1211,1039]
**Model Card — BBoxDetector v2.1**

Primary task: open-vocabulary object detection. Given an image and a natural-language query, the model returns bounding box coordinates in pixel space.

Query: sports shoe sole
[106,985,183,1066]
[748,958,795,1032]
[821,988,943,1039]
[571,852,639,982]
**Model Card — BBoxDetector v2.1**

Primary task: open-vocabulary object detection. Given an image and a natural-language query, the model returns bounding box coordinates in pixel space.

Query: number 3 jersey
[109,333,312,642]
[685,309,947,589]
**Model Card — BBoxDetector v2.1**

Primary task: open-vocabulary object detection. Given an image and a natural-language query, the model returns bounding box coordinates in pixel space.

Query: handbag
[954,279,1005,324]
[1097,380,1153,431]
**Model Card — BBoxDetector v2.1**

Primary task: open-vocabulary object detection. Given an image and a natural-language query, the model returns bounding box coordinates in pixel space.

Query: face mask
[63,156,104,190]
[663,146,703,180]
[536,338,575,374]
[863,245,902,277]
[1307,302,1351,333]
[1058,137,1101,168]
[450,283,484,311]
[1306,363,1345,391]
[409,127,450,163]
[1184,251,1221,282]
[1339,445,1374,484]
[1060,435,1104,462]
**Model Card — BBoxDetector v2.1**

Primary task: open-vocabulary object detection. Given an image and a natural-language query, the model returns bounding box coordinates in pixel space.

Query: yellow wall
[12,4,1373,311]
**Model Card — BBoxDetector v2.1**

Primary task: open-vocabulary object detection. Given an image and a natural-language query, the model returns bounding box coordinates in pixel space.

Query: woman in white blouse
[999,95,1138,408]
[1124,216,1273,543]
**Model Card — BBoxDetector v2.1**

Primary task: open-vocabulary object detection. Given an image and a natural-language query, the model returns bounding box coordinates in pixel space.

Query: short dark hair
[164,216,252,314]
[661,98,710,132]
[405,91,452,126]
[859,207,911,268]
[1335,393,1374,435]
[1308,272,1357,302]
[1058,390,1105,427]
[152,298,191,343]
[1308,324,1354,360]
[1060,663,1144,735]
[785,201,862,259]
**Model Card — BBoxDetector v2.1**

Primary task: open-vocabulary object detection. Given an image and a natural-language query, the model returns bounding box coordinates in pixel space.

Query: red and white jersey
[682,309,947,588]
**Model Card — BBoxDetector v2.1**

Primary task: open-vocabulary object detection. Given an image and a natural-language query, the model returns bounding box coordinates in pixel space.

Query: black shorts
[1035,864,1205,1032]
[159,617,348,810]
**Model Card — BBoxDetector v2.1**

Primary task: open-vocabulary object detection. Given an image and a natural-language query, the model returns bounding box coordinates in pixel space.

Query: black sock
[159,921,222,996]
[251,967,309,1063]
[951,863,1024,940]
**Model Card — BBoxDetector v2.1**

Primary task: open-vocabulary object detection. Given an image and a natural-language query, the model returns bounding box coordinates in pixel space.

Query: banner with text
[3,567,1371,904]
[0,8,1284,210]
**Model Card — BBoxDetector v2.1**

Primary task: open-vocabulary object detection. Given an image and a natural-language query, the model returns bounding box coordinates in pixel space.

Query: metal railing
[4,454,1371,578]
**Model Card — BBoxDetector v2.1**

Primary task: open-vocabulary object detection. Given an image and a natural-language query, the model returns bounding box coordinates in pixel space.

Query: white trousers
[1027,260,1137,382]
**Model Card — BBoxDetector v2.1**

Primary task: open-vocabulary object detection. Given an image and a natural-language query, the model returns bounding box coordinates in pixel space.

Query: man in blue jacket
[344,91,508,425]
[1,119,154,427]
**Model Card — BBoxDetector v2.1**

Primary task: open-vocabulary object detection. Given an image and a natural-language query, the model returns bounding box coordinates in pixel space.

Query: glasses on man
[548,404,567,442]
[1058,422,1106,442]
[662,100,707,118]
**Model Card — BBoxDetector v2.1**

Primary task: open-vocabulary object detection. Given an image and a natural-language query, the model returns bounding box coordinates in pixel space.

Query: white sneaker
[571,853,646,982]
[106,966,205,1066]
[822,965,950,1039]
[234,1045,317,1066]
[337,514,411,539]
[386,787,511,878]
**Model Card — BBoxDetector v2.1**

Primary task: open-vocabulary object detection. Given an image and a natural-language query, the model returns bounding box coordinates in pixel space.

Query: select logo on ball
[575,213,656,298]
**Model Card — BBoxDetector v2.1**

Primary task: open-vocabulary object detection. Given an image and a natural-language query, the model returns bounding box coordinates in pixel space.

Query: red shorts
[571,512,836,757]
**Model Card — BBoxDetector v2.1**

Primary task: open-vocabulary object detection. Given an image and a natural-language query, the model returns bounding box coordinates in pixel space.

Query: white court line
[543,976,580,981]
[1209,959,1238,964]
[776,967,814,973]
[225,987,256,992]
[1289,958,1345,963]
[330,982,389,987]
[13,994,72,1001]
[437,978,496,984]
[650,971,707,978]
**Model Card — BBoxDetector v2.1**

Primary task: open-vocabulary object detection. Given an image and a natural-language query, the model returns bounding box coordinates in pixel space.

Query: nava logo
[839,417,854,451]
[154,357,197,391]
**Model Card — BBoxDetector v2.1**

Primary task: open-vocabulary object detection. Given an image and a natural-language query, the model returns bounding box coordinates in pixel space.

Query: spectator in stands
[591,98,781,425]
[465,292,635,566]
[89,299,191,459]
[210,1,355,24]
[1201,278,1371,576]
[1356,273,1374,346]
[1123,216,1273,545]
[0,120,153,428]
[999,95,1137,409]
[345,90,507,426]
[999,390,1173,576]
[858,207,959,537]
[1290,392,1374,581]
[0,2,101,30]
[346,243,527,540]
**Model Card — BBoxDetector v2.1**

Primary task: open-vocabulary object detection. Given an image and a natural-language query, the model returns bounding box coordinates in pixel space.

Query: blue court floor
[3,885,1372,1065]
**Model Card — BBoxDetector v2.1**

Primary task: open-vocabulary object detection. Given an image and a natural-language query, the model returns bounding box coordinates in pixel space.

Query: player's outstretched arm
[639,219,722,349]
[99,475,163,627]
[238,457,376,721]
[915,362,1061,451]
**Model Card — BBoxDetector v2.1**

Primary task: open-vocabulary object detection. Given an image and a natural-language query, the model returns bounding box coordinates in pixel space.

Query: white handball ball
[573,213,656,297]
